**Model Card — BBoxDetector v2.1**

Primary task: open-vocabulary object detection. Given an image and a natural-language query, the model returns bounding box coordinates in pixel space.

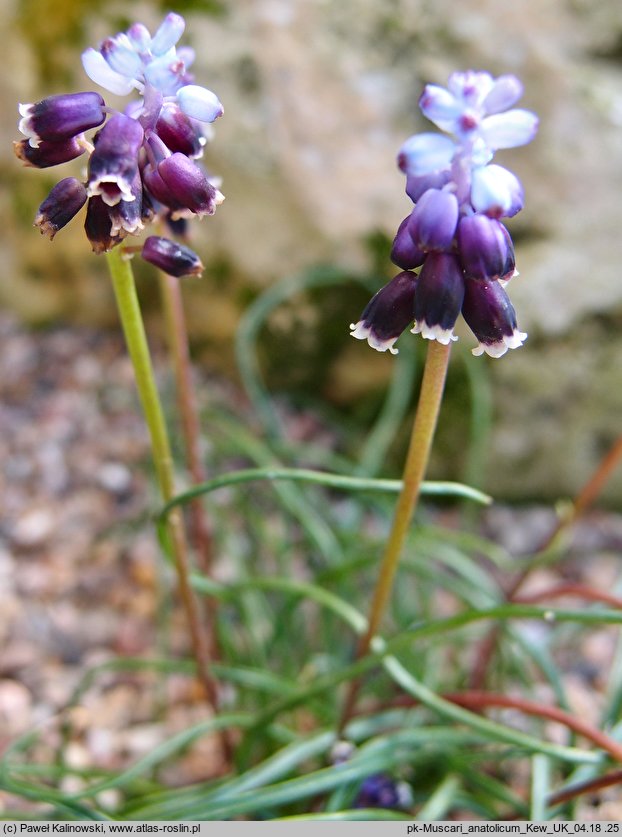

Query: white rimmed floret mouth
[18,105,40,147]
[471,329,527,358]
[411,320,458,345]
[87,176,136,206]
[110,213,144,236]
[349,321,400,355]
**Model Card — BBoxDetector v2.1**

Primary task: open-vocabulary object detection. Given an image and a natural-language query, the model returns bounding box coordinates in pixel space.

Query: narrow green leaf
[158,468,491,530]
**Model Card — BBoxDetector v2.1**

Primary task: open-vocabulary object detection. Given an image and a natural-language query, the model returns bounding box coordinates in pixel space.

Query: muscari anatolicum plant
[15,12,227,718]
[15,11,224,276]
[350,71,538,358]
[340,72,538,731]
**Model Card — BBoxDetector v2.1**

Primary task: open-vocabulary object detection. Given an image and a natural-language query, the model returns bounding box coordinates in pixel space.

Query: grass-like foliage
[2,267,622,821]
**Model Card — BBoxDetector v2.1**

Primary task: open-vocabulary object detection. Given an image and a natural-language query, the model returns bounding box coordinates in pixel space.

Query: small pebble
[97,462,133,494]
[11,508,55,548]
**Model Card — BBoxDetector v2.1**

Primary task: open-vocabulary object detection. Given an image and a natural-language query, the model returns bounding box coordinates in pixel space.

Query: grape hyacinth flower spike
[350,70,538,358]
[15,13,229,739]
[339,72,538,736]
[15,11,224,278]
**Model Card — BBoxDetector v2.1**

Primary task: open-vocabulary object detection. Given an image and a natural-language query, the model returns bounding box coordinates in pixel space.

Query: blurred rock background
[2,0,622,502]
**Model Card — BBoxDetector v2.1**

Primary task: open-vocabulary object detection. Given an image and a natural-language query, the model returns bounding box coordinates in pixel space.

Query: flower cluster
[350,71,538,358]
[329,743,412,811]
[15,12,223,277]
[353,773,412,810]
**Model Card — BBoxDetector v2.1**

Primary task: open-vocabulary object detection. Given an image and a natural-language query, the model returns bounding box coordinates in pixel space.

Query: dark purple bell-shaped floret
[108,170,145,236]
[13,136,86,169]
[457,214,512,281]
[18,92,106,147]
[462,277,527,357]
[412,252,464,344]
[84,195,123,254]
[155,103,207,158]
[34,177,88,239]
[141,235,203,277]
[155,152,222,218]
[349,271,418,354]
[87,113,144,206]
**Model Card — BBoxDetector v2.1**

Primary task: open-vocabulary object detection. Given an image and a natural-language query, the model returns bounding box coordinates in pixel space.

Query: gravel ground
[0,313,226,811]
[1,312,621,818]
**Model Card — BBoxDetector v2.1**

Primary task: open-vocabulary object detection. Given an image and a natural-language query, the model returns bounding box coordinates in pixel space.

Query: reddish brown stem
[444,691,622,763]
[571,434,622,522]
[158,270,214,577]
[388,690,622,763]
[513,582,622,610]
[547,768,622,807]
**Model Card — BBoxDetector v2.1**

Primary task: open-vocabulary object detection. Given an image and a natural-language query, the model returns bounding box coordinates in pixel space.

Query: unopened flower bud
[457,214,512,281]
[408,188,459,253]
[155,103,206,158]
[350,271,418,354]
[176,84,224,123]
[470,164,523,218]
[13,136,86,168]
[390,216,426,270]
[462,277,526,357]
[412,252,464,344]
[19,92,106,147]
[397,132,455,177]
[141,235,203,277]
[34,177,87,239]
[150,152,222,218]
[405,169,451,203]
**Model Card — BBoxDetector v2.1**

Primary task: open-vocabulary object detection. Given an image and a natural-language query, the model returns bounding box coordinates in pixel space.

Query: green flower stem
[338,339,452,733]
[157,269,215,580]
[105,248,219,716]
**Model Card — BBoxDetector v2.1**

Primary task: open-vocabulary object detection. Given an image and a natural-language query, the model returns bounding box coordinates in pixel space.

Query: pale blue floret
[101,34,144,78]
[471,164,524,218]
[177,85,224,122]
[150,12,185,56]
[143,50,186,96]
[479,110,539,150]
[82,49,136,96]
[127,23,151,53]
[481,74,523,114]
[81,15,222,122]
[418,71,538,153]
[398,133,455,176]
[417,85,464,133]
